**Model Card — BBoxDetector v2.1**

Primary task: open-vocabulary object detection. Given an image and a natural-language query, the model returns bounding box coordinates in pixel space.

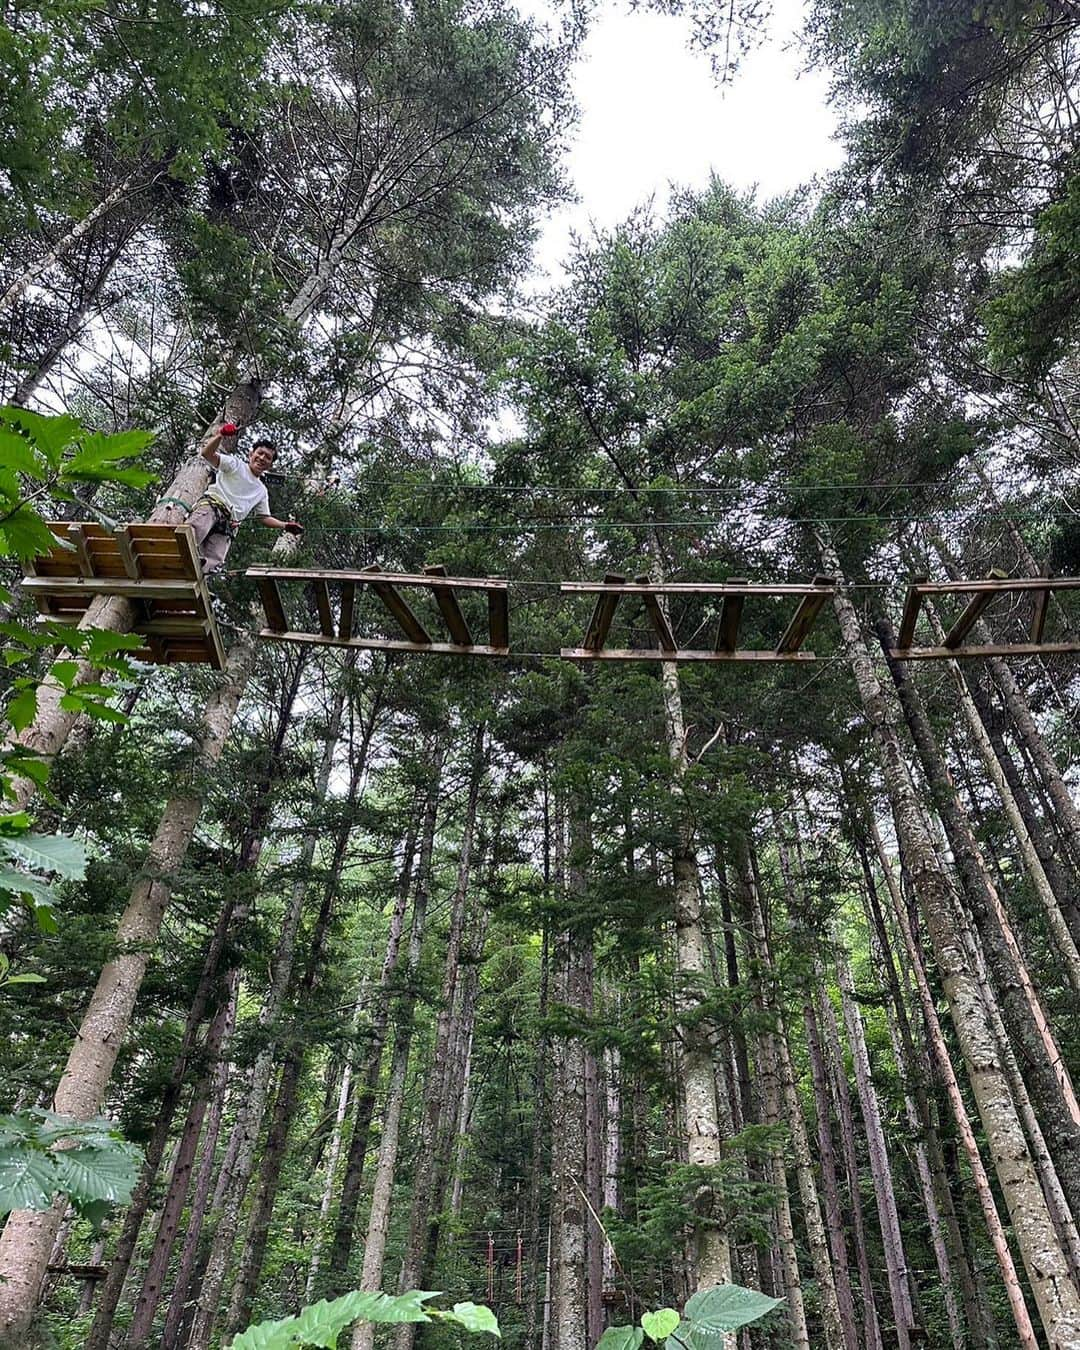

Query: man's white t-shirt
[208,452,270,522]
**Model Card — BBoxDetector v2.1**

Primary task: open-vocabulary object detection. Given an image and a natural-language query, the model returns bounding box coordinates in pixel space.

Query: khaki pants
[187,501,236,574]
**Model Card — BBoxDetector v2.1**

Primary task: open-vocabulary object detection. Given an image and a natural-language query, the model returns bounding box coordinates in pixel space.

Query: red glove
[220,422,239,436]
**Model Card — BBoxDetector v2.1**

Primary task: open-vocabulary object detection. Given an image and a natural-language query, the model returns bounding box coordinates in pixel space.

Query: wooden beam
[896,574,928,650]
[67,525,93,578]
[562,581,835,597]
[258,578,288,633]
[488,586,510,650]
[1030,570,1051,644]
[259,630,510,657]
[776,573,833,654]
[635,574,677,653]
[362,565,431,645]
[172,524,202,582]
[583,573,625,651]
[21,576,198,601]
[338,581,355,641]
[115,527,143,581]
[312,579,335,637]
[425,565,473,646]
[890,642,1080,661]
[562,647,816,663]
[912,577,1080,595]
[943,569,1010,649]
[715,577,746,653]
[246,565,507,593]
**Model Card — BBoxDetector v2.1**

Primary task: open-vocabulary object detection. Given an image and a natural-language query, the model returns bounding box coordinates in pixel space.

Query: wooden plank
[561,647,816,663]
[67,525,94,578]
[716,578,746,653]
[562,581,834,596]
[172,524,202,583]
[943,569,1010,649]
[201,614,226,671]
[259,630,510,657]
[115,527,143,580]
[362,564,432,645]
[583,573,625,651]
[896,574,928,650]
[246,565,507,593]
[489,586,510,650]
[258,579,288,633]
[426,565,473,646]
[635,574,677,652]
[312,579,335,637]
[338,581,355,641]
[776,573,833,654]
[21,576,201,601]
[1030,570,1051,644]
[913,577,1080,595]
[890,642,1080,661]
[135,619,212,637]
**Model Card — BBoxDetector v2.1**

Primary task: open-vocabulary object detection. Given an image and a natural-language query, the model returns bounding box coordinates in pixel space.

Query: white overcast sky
[529,0,844,284]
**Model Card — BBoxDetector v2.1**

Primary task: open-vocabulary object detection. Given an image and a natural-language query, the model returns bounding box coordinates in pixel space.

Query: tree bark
[821,532,1080,1347]
[350,743,444,1350]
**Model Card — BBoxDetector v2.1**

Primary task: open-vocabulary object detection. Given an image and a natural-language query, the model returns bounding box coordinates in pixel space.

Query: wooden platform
[891,573,1080,659]
[561,575,835,661]
[21,522,225,669]
[247,565,511,657]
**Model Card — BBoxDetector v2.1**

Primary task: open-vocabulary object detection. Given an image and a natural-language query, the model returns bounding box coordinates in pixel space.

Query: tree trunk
[324,801,422,1285]
[547,802,590,1350]
[657,642,730,1287]
[835,945,920,1346]
[821,532,1079,1347]
[350,743,444,1350]
[394,730,485,1349]
[879,618,1080,1225]
[0,171,143,318]
[85,889,240,1350]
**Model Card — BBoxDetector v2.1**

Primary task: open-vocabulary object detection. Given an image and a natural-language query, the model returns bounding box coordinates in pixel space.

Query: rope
[155,496,195,514]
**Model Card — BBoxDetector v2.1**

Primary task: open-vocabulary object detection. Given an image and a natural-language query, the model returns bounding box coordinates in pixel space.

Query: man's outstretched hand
[220,422,239,436]
[283,521,303,535]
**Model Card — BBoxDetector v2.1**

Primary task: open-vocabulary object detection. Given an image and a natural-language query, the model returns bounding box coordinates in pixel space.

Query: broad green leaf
[0,508,60,560]
[0,867,53,905]
[442,1302,501,1337]
[597,1327,645,1350]
[52,1144,139,1206]
[683,1285,783,1336]
[0,409,80,468]
[234,1290,442,1350]
[0,1145,54,1214]
[2,972,46,985]
[3,832,86,879]
[642,1310,680,1342]
[85,629,142,657]
[0,429,45,479]
[6,684,37,733]
[664,1321,694,1350]
[33,903,58,934]
[49,661,79,690]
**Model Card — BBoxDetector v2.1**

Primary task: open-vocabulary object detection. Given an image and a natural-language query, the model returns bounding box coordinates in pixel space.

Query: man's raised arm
[200,422,238,469]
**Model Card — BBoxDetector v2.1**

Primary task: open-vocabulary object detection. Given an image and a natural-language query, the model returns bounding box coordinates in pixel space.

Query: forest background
[4,1,1080,1348]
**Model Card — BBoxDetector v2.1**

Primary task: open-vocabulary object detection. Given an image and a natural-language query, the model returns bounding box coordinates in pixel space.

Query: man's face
[248,445,275,476]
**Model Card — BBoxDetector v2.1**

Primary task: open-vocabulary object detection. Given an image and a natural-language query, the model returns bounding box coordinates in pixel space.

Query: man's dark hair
[251,439,277,458]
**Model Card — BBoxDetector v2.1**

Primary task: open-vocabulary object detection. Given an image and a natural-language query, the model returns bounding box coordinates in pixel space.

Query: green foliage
[0,1109,142,1221]
[0,409,148,948]
[598,1286,782,1350]
[232,1290,501,1350]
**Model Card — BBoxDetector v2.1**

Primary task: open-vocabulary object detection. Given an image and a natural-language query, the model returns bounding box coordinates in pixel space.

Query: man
[187,423,303,574]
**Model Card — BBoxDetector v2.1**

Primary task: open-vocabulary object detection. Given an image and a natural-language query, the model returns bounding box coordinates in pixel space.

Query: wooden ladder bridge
[18,531,1080,668]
